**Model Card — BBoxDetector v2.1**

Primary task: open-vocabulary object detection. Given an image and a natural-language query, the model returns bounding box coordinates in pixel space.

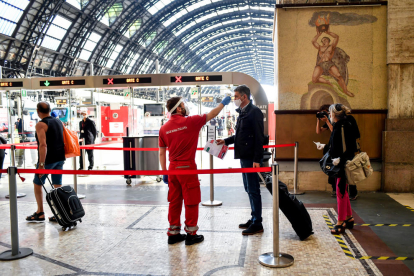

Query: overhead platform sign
[171,75,222,83]
[40,79,86,87]
[0,81,23,88]
[102,77,152,85]
[0,78,31,90]
[32,76,94,90]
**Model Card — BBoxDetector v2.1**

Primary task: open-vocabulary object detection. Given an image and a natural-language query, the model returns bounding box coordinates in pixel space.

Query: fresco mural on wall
[276,7,387,110]
[303,11,377,109]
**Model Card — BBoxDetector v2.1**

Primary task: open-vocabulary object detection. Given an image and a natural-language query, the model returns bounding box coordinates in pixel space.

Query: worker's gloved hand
[163,175,168,184]
[332,157,340,166]
[221,96,231,106]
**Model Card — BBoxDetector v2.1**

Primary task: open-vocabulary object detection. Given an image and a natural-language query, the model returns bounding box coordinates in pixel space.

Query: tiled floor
[0,202,381,276]
[387,193,414,209]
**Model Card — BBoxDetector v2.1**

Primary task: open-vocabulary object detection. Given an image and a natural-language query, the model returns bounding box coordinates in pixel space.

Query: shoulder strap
[341,125,346,153]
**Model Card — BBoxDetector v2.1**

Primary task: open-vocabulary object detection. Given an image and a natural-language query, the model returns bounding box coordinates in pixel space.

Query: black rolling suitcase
[265,175,313,241]
[40,177,85,231]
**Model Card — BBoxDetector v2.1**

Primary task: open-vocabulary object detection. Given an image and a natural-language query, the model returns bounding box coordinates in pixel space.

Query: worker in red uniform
[159,96,231,245]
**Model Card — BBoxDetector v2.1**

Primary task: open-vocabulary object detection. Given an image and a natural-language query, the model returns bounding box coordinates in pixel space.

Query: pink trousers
[336,177,352,221]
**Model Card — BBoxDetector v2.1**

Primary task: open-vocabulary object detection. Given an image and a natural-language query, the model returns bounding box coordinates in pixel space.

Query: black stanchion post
[289,141,304,195]
[258,163,294,268]
[5,145,26,199]
[0,167,33,260]
[202,125,222,206]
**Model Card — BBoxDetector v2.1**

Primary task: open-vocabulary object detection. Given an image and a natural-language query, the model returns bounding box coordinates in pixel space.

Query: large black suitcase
[264,174,313,241]
[40,177,85,231]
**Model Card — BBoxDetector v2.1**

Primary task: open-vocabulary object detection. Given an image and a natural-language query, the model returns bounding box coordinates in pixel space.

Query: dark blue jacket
[224,102,264,163]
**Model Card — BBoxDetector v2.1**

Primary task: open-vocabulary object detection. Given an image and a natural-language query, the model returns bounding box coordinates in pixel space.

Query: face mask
[234,99,242,107]
[182,102,190,116]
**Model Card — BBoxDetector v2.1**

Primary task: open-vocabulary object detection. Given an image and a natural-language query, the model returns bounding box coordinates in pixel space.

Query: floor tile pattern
[0,202,382,276]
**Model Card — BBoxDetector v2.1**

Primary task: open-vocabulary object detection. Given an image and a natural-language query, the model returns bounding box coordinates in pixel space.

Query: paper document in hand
[204,140,228,159]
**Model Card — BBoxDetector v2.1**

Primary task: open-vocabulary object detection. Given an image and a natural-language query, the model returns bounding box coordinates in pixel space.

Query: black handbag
[320,151,341,177]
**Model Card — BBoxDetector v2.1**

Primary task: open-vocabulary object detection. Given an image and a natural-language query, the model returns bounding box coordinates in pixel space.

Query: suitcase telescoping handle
[37,174,55,192]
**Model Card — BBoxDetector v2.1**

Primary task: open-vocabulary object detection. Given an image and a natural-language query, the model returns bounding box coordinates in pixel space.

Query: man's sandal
[49,216,57,222]
[26,212,45,222]
[331,222,346,235]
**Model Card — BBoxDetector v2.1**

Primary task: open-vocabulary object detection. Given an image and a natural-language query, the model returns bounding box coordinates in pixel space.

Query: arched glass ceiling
[0,0,275,85]
[136,0,275,85]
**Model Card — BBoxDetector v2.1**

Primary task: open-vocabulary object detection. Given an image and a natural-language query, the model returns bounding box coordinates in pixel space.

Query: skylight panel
[84,40,97,51]
[53,15,72,29]
[163,9,187,27]
[186,0,211,12]
[217,7,237,15]
[174,21,195,36]
[12,0,30,10]
[89,32,101,42]
[148,6,159,15]
[66,0,81,9]
[0,19,15,36]
[0,0,28,36]
[79,49,92,60]
[195,12,216,24]
[40,36,61,51]
[41,15,72,51]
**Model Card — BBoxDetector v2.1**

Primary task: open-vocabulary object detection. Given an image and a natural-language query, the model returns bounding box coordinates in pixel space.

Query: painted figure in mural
[311,26,353,97]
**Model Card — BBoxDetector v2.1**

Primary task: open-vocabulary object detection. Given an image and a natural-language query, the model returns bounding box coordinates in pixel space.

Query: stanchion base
[289,190,305,195]
[201,200,222,206]
[0,248,33,260]
[5,193,26,199]
[258,252,294,268]
[77,194,86,199]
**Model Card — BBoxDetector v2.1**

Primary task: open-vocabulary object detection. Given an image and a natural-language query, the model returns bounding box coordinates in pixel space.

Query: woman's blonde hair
[329,104,351,120]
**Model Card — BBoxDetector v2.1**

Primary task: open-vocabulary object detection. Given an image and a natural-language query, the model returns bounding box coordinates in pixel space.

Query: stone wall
[383,0,414,192]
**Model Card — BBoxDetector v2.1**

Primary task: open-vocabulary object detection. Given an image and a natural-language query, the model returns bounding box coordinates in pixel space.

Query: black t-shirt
[36,117,66,164]
[322,123,328,129]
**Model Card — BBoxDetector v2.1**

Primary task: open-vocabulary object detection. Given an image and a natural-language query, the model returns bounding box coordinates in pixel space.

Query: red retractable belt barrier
[9,143,296,151]
[76,143,295,151]
[17,167,272,176]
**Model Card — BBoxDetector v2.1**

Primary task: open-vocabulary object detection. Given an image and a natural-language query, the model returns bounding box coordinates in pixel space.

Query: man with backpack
[26,102,66,222]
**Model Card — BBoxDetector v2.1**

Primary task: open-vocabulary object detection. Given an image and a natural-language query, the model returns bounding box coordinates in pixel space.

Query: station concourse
[0,0,414,275]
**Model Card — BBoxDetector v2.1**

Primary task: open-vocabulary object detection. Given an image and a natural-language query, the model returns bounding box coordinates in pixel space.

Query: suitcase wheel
[126,178,132,185]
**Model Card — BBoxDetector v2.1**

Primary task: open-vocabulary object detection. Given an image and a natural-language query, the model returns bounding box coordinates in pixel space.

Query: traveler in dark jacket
[217,85,265,235]
[328,104,357,234]
[79,109,97,170]
[316,104,336,197]
[26,102,66,222]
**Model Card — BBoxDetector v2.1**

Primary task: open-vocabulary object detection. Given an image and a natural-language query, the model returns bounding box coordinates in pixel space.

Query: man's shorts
[33,161,65,185]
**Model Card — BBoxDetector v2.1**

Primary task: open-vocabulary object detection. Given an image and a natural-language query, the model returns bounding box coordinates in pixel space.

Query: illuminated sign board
[40,80,86,87]
[171,75,223,83]
[103,77,152,85]
[56,99,67,105]
[0,81,23,87]
[202,97,214,102]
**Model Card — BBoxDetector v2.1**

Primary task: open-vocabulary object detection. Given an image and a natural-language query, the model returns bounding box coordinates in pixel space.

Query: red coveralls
[159,113,207,236]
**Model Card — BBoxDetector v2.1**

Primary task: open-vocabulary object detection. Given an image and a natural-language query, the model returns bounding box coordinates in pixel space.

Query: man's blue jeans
[240,159,262,225]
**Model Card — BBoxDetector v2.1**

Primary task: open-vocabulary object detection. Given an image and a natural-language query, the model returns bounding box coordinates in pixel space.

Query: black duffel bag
[319,151,341,177]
